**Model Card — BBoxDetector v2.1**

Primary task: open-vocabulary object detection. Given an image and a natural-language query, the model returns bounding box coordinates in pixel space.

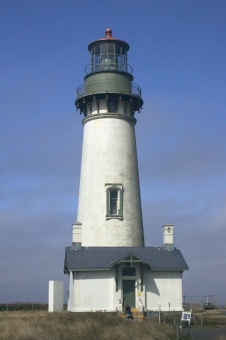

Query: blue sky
[1,0,226,303]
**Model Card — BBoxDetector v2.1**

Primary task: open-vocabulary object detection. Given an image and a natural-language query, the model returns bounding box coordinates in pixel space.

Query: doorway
[123,280,135,308]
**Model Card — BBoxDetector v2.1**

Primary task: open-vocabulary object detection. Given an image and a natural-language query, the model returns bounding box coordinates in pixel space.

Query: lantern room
[75,28,143,116]
[87,28,130,73]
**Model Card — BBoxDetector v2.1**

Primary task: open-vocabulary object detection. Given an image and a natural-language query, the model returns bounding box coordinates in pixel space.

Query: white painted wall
[48,281,64,312]
[70,271,114,312]
[67,272,74,311]
[162,224,174,246]
[77,113,144,247]
[145,270,183,311]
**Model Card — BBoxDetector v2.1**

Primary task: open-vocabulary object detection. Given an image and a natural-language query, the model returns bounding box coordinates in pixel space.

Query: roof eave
[108,251,151,268]
[67,267,111,272]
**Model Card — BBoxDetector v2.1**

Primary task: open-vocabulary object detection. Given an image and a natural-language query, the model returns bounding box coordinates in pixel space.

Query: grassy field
[1,309,226,339]
[0,311,178,340]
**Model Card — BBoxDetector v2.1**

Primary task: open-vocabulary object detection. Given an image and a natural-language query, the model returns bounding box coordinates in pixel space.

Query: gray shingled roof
[64,246,188,273]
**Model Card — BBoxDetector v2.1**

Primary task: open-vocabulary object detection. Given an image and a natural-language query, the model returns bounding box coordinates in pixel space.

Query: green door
[123,280,135,307]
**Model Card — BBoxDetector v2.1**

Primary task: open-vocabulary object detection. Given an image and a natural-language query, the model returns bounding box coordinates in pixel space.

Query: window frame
[105,184,123,220]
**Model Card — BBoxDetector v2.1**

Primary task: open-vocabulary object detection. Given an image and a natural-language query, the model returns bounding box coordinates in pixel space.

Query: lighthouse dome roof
[88,28,129,51]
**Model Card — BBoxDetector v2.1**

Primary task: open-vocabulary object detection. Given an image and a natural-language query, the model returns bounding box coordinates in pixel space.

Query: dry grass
[1,309,226,339]
[193,309,226,327]
[0,311,177,340]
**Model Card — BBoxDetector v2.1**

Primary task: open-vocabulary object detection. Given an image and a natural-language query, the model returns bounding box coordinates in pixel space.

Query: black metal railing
[76,80,141,98]
[84,63,133,74]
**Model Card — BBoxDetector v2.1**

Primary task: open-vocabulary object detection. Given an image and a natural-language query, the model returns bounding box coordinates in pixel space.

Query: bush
[0,303,48,311]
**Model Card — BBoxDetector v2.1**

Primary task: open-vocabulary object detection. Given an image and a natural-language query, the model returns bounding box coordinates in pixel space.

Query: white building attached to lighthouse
[64,29,188,312]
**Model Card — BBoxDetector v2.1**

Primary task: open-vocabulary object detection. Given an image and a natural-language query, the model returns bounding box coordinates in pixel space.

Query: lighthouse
[75,28,144,247]
[64,29,188,313]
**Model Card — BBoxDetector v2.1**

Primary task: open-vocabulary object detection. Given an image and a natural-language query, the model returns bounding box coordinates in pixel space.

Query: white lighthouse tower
[75,28,144,247]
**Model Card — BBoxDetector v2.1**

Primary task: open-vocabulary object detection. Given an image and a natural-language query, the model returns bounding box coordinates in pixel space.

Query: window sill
[106,215,123,220]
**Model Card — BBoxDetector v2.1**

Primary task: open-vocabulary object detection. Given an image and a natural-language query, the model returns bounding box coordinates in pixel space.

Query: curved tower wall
[77,114,144,246]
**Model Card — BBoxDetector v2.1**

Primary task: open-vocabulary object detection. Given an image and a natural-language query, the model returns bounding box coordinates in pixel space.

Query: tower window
[106,184,123,219]
[110,190,118,214]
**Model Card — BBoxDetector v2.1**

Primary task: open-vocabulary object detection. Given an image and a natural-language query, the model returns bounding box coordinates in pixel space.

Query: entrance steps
[120,308,145,320]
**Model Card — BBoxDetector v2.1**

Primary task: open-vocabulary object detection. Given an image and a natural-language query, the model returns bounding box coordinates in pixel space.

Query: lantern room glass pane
[90,42,128,72]
[100,43,114,70]
[90,45,101,72]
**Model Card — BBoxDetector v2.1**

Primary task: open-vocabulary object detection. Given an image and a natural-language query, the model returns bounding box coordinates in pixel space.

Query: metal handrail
[132,83,142,97]
[84,63,133,74]
[76,80,142,98]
